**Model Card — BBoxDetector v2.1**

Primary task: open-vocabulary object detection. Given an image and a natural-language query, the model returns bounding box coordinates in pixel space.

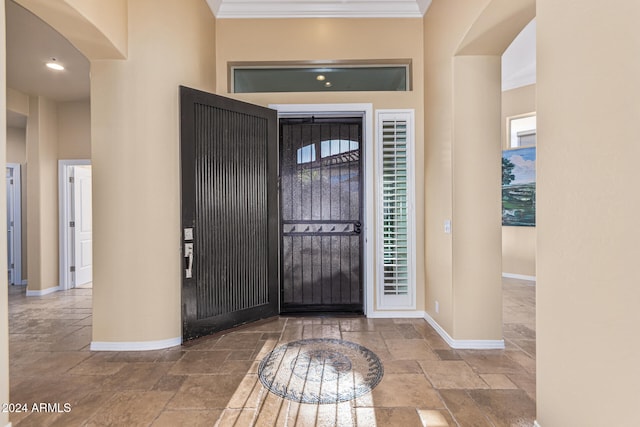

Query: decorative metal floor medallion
[258,338,384,404]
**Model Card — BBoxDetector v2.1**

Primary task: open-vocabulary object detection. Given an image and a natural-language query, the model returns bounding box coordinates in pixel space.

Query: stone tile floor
[7,278,536,426]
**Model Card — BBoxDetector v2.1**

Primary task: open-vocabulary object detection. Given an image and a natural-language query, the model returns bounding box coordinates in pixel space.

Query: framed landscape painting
[502,147,536,226]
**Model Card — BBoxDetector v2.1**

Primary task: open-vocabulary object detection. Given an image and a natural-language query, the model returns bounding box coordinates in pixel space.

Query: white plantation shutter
[377,111,415,309]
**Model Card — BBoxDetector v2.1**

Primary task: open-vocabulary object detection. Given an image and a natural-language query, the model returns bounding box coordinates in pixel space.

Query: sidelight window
[377,110,415,309]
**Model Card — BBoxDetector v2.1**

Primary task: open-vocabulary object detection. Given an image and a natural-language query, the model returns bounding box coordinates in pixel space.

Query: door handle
[354,221,362,235]
[184,243,194,279]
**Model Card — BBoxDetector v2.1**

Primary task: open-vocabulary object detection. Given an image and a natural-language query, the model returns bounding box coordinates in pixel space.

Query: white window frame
[376,110,416,310]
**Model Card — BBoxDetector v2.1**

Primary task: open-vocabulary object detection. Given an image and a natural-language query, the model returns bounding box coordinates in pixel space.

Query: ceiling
[5,0,89,111]
[5,0,535,129]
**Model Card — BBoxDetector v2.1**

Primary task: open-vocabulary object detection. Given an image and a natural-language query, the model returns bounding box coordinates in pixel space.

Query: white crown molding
[90,337,182,352]
[208,0,431,19]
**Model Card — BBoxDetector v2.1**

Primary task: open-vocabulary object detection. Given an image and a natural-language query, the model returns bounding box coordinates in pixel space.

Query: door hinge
[9,179,13,185]
[69,221,75,227]
[10,263,14,269]
[69,177,75,184]
[70,266,76,272]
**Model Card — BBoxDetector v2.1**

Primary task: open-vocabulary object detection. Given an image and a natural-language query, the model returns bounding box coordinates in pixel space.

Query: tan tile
[227,373,265,409]
[385,339,439,361]
[419,360,489,390]
[341,331,387,353]
[167,374,245,409]
[169,350,231,374]
[381,359,423,374]
[302,324,341,339]
[467,389,536,427]
[280,325,304,342]
[508,373,536,401]
[417,409,456,427]
[215,408,256,426]
[457,350,525,375]
[480,374,518,389]
[291,402,318,427]
[85,391,174,426]
[67,357,127,376]
[253,389,287,426]
[505,350,536,374]
[48,391,115,427]
[433,349,463,361]
[381,324,423,340]
[215,332,265,350]
[100,362,173,391]
[17,351,91,376]
[316,403,337,427]
[48,326,92,351]
[412,322,452,350]
[356,407,423,426]
[151,410,223,427]
[356,374,444,408]
[335,401,355,427]
[439,390,493,427]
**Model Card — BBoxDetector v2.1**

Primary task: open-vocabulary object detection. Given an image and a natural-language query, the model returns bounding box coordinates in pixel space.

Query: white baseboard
[26,286,60,297]
[502,273,536,281]
[423,312,505,350]
[90,336,182,351]
[534,421,542,427]
[367,310,424,318]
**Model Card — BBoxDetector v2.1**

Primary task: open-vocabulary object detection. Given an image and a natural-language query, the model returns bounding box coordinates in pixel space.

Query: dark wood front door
[279,117,364,314]
[180,86,278,340]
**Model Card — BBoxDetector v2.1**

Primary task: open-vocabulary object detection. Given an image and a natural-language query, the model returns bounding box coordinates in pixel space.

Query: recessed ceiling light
[46,59,64,71]
[316,75,326,81]
[324,82,332,88]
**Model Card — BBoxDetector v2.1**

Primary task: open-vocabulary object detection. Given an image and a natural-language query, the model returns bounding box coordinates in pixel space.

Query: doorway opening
[271,104,375,316]
[279,116,364,314]
[59,160,93,290]
[6,163,23,286]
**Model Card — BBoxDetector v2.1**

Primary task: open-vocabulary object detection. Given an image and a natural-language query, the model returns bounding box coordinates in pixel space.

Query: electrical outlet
[444,220,451,234]
[435,300,440,314]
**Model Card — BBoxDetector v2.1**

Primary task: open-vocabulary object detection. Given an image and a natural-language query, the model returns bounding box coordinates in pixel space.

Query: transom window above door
[230,60,412,93]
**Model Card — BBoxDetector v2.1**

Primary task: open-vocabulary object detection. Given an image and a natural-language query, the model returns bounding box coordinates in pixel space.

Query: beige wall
[423,0,534,340]
[7,126,28,280]
[15,0,127,60]
[90,0,216,343]
[7,126,26,164]
[26,96,60,292]
[216,17,426,311]
[58,99,91,159]
[502,84,536,277]
[7,87,29,116]
[0,3,9,425]
[537,0,640,424]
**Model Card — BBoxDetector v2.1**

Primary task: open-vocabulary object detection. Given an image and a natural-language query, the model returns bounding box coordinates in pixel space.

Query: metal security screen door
[180,87,278,340]
[280,117,364,313]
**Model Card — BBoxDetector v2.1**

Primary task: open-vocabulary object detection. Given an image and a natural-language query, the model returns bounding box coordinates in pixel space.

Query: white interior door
[6,164,21,286]
[6,167,15,285]
[73,165,93,286]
